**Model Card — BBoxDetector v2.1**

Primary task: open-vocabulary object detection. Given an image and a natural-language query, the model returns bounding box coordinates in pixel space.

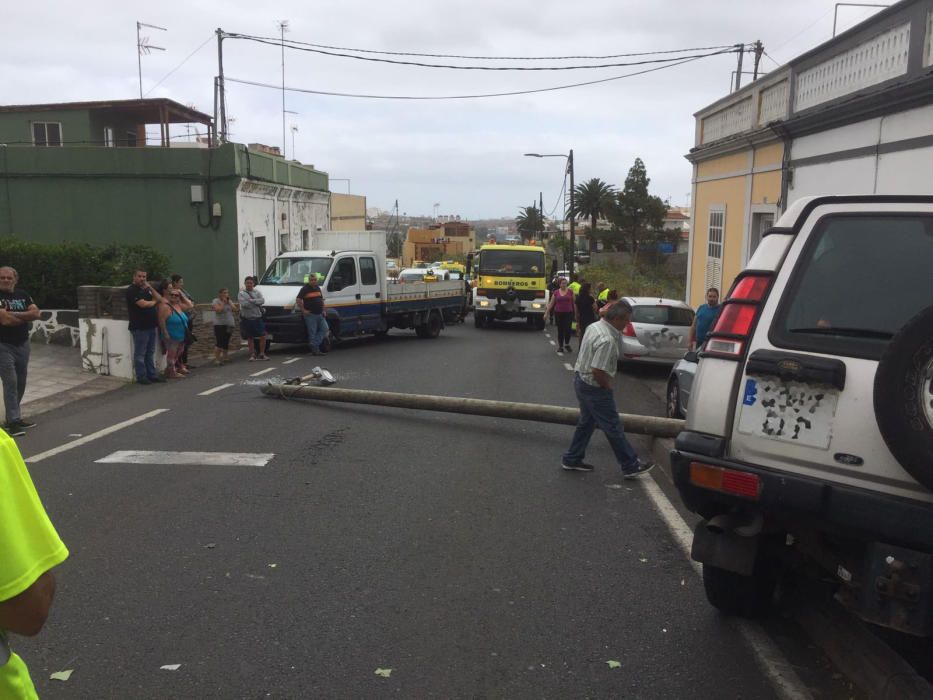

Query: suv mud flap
[691,521,759,576]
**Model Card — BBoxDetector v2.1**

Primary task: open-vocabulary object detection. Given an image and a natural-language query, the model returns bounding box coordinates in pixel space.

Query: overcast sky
[3,1,887,219]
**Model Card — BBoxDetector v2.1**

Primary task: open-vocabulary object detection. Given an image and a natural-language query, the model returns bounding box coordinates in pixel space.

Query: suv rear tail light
[689,462,762,499]
[705,273,772,360]
[623,322,636,337]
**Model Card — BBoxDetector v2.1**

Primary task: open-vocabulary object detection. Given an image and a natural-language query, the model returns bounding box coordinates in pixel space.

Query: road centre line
[640,476,811,700]
[549,340,557,346]
[249,367,275,377]
[563,363,574,371]
[95,450,274,467]
[282,358,301,365]
[198,383,235,396]
[25,409,170,464]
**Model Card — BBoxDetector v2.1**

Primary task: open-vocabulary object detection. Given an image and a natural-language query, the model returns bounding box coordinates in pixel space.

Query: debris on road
[49,670,74,682]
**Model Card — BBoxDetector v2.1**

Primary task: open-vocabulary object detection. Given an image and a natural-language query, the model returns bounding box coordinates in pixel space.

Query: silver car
[618,297,694,366]
[666,349,699,419]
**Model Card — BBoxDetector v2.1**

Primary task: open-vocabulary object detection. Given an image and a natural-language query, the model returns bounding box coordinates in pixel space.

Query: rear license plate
[737,376,839,449]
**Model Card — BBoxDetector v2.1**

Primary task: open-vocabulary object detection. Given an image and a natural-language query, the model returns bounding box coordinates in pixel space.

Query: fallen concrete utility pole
[261,383,684,438]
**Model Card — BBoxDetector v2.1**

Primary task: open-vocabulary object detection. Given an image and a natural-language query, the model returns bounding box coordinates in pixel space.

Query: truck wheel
[702,560,777,618]
[417,312,441,339]
[874,304,933,489]
[474,313,486,329]
[534,316,546,331]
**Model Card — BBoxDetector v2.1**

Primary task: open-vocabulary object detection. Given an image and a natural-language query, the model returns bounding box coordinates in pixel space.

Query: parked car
[666,349,699,419]
[397,268,434,283]
[670,195,933,637]
[618,297,694,366]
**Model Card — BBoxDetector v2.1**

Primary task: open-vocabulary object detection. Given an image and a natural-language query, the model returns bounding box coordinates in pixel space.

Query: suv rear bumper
[671,435,933,552]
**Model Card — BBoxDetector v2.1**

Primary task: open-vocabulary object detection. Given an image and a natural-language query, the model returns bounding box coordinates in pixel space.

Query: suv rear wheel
[874,304,933,489]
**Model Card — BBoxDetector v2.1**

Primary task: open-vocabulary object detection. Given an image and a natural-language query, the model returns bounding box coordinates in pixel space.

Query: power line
[763,50,782,68]
[225,34,741,71]
[225,33,739,61]
[144,33,215,97]
[223,49,735,101]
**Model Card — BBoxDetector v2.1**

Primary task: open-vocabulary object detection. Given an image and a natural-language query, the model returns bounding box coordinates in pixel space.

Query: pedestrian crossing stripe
[95,451,275,467]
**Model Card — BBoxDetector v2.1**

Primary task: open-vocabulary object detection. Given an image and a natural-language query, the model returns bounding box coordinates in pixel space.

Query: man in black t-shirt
[0,267,42,436]
[125,269,166,385]
[296,273,329,355]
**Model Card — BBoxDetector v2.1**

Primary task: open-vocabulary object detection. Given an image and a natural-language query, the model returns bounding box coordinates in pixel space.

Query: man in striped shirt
[561,301,655,478]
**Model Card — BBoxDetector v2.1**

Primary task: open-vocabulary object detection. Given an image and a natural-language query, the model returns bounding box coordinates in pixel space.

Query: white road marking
[282,358,301,365]
[198,383,235,396]
[549,340,557,346]
[249,367,275,377]
[640,476,812,700]
[563,362,574,371]
[95,450,275,467]
[25,409,170,464]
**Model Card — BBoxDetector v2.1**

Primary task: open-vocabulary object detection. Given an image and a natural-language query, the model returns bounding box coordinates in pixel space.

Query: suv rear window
[772,214,933,360]
[631,305,694,326]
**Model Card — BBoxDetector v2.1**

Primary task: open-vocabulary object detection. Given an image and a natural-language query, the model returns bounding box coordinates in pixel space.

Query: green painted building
[0,98,331,301]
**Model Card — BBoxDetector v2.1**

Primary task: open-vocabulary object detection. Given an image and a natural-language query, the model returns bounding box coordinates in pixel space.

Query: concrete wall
[29,310,80,347]
[690,144,783,306]
[0,109,93,146]
[788,103,933,200]
[236,182,330,281]
[330,193,367,231]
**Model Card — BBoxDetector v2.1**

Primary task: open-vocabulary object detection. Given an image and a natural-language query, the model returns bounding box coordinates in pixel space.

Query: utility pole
[734,43,745,92]
[137,21,167,99]
[568,149,575,278]
[278,20,289,158]
[216,29,227,143]
[752,40,764,81]
[539,191,544,241]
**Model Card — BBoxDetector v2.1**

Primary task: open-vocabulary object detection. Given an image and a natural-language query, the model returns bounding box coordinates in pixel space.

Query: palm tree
[571,178,617,252]
[515,206,543,242]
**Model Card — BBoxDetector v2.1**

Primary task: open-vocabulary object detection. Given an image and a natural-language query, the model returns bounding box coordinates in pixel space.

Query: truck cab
[258,249,386,343]
[472,244,549,329]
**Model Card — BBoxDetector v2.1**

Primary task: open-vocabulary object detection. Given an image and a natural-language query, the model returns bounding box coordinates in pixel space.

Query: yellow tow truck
[472,244,550,329]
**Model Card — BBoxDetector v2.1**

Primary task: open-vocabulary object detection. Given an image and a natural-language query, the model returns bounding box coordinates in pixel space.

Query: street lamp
[290,124,298,161]
[524,150,575,277]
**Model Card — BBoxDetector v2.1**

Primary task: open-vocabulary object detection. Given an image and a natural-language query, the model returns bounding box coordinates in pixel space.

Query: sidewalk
[4,343,125,420]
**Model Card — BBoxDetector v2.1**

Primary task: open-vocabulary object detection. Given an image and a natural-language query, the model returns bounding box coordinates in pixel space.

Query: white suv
[671,195,933,636]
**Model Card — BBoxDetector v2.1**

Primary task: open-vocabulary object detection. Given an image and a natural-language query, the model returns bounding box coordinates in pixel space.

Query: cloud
[2,0,881,216]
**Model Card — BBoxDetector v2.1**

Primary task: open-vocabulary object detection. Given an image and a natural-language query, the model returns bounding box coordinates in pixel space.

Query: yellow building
[402,221,476,266]
[330,193,367,231]
[686,70,788,306]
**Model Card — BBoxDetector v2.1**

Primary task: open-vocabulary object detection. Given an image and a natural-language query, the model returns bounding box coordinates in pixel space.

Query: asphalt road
[14,318,852,698]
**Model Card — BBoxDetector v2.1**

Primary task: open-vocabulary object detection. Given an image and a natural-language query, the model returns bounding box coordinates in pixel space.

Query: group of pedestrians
[127,269,333,382]
[127,270,277,385]
[543,274,619,356]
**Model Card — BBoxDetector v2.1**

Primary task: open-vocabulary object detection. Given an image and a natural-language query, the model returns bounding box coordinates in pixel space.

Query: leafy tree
[571,178,617,252]
[610,158,667,265]
[515,206,543,241]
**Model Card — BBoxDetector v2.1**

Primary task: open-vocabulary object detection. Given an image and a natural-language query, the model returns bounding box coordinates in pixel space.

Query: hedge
[0,238,171,308]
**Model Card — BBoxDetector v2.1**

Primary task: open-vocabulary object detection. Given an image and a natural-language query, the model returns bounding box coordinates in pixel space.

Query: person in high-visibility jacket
[596,282,610,307]
[0,431,69,699]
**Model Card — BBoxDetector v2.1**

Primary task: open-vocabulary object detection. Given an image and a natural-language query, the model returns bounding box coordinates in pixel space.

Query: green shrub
[0,238,171,308]
[578,260,686,300]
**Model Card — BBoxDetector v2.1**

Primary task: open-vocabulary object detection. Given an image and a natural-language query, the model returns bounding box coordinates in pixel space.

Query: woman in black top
[575,282,599,344]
